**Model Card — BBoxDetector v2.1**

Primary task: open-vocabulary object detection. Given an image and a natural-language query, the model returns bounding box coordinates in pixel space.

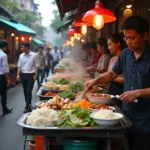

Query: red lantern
[73,17,92,27]
[29,36,32,41]
[20,36,25,42]
[82,1,116,25]
[67,28,81,35]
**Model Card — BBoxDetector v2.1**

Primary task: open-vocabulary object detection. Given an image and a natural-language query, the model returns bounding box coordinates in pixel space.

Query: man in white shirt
[17,42,38,113]
[0,40,13,115]
[51,46,60,73]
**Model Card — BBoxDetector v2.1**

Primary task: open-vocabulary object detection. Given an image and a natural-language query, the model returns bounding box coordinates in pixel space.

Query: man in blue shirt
[85,16,150,150]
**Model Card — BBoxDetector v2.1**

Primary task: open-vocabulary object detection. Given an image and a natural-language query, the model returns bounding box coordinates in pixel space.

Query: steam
[60,41,88,79]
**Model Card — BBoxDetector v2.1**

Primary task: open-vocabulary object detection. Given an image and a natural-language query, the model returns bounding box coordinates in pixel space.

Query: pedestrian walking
[45,47,53,77]
[51,46,60,73]
[0,40,13,115]
[36,46,46,87]
[17,42,38,113]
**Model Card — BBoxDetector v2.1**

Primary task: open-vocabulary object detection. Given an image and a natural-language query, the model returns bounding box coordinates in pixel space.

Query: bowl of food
[90,86,103,93]
[86,93,112,104]
[90,110,123,126]
[89,104,115,112]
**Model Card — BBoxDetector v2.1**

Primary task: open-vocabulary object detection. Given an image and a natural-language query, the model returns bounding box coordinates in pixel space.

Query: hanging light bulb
[71,36,74,42]
[93,14,104,30]
[81,39,84,43]
[29,37,32,41]
[81,24,87,35]
[77,36,81,40]
[74,33,78,39]
[66,40,70,46]
[78,33,82,37]
[71,42,74,47]
[69,41,72,46]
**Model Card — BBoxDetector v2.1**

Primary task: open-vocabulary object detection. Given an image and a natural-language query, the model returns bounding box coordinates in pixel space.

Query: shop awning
[55,0,123,20]
[0,4,14,19]
[0,18,36,35]
[57,20,73,33]
[32,38,44,45]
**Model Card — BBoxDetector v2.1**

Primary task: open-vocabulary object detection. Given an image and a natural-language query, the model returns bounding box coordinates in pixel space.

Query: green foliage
[50,0,68,32]
[50,10,67,31]
[0,0,46,38]
[14,11,38,27]
[34,24,46,38]
[51,0,56,5]
[0,0,18,13]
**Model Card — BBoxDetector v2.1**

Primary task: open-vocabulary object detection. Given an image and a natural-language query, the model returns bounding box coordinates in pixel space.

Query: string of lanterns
[64,0,116,47]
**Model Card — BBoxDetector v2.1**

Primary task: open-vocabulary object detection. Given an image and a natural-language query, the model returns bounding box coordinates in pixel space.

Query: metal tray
[37,88,76,101]
[17,112,132,131]
[38,86,81,93]
[35,100,48,107]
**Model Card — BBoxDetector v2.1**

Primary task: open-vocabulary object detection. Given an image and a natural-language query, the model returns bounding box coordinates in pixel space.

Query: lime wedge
[69,114,81,124]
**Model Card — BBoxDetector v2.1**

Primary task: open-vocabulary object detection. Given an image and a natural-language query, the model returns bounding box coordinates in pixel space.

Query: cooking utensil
[110,95,138,103]
[75,89,88,102]
[86,94,112,104]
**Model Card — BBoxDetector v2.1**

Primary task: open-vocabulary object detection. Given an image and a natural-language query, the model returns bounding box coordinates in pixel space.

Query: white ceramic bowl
[87,94,112,104]
[90,112,123,126]
[89,106,115,113]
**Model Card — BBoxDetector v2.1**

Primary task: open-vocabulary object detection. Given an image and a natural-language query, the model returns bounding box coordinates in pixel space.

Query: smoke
[61,41,88,79]
[44,27,66,46]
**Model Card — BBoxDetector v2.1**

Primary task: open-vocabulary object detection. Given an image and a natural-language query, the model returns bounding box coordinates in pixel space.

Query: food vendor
[107,33,126,107]
[85,16,150,150]
[86,38,111,78]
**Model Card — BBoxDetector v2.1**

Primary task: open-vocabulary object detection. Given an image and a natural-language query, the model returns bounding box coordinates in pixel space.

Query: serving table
[17,106,131,150]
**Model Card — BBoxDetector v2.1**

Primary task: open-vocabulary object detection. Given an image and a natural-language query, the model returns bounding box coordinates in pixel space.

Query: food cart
[17,106,132,150]
[17,58,132,150]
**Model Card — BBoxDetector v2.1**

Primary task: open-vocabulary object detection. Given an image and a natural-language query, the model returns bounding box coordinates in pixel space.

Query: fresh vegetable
[75,99,91,109]
[56,107,95,127]
[55,64,65,69]
[43,92,57,97]
[54,78,70,85]
[69,82,84,91]
[59,90,76,99]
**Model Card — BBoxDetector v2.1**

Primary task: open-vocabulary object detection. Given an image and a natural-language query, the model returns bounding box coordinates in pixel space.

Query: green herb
[69,82,84,91]
[59,90,76,99]
[56,107,95,127]
[54,78,70,85]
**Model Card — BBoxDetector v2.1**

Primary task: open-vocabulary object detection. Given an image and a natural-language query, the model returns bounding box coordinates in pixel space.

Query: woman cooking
[107,33,126,96]
[87,37,111,78]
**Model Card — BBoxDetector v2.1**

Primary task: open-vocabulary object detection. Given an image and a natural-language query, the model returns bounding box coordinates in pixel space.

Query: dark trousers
[37,69,45,87]
[45,67,50,77]
[0,75,7,112]
[52,61,58,74]
[22,73,35,108]
[127,130,150,150]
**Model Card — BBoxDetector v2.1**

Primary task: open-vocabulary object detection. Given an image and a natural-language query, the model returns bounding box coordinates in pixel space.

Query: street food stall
[17,57,132,150]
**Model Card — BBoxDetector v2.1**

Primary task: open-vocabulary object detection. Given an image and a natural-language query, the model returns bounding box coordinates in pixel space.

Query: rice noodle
[26,107,58,127]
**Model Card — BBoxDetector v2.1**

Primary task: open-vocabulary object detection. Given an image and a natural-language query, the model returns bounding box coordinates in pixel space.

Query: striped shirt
[0,49,9,75]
